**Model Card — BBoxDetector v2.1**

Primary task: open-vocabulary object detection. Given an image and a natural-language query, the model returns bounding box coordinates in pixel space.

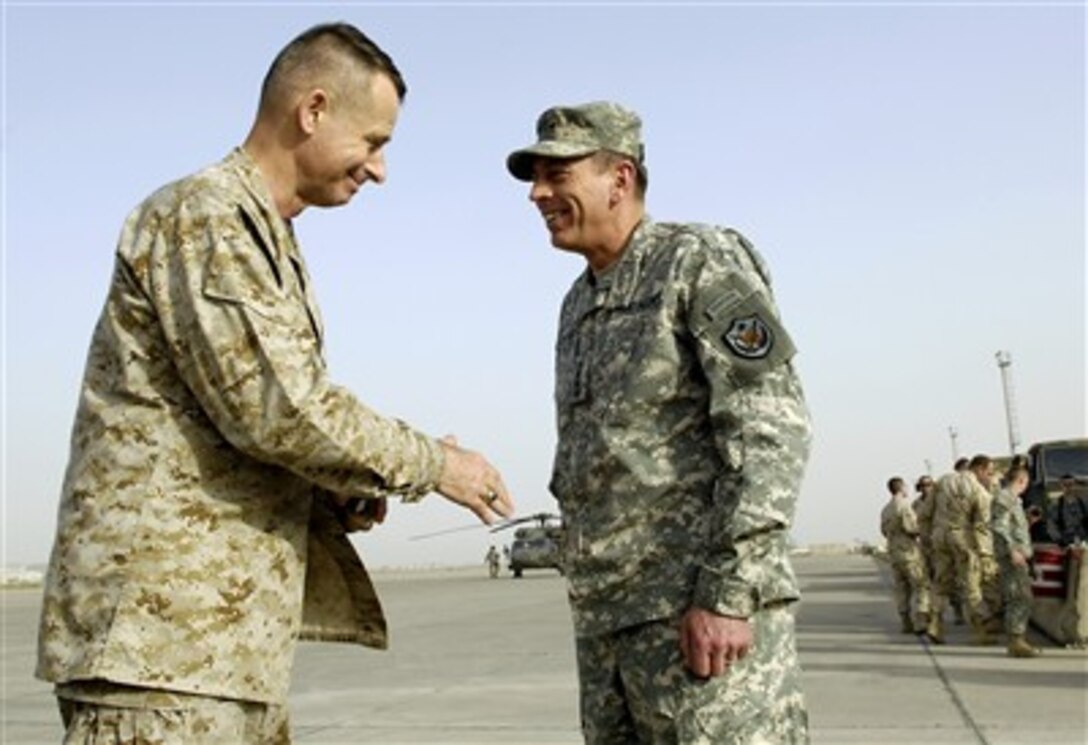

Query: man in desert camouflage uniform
[507,102,812,743]
[37,23,513,743]
[973,462,1005,633]
[991,467,1042,658]
[912,476,937,580]
[881,477,931,634]
[928,455,996,645]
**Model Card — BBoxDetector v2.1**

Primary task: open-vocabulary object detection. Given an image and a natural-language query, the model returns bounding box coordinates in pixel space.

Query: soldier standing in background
[882,478,931,634]
[912,476,937,581]
[36,23,514,742]
[928,455,997,645]
[990,467,1041,658]
[975,463,1005,633]
[1050,474,1088,548]
[507,101,812,743]
[485,545,502,579]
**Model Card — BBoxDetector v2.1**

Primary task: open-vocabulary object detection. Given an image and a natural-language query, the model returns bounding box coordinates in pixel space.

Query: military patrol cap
[506,101,646,181]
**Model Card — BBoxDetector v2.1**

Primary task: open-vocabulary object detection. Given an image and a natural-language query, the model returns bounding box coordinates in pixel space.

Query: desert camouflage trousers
[574,605,808,744]
[979,553,1003,621]
[932,530,986,624]
[998,557,1033,636]
[56,680,290,744]
[889,553,931,627]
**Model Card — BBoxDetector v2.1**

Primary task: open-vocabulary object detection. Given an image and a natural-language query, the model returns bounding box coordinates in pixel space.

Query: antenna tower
[995,350,1021,456]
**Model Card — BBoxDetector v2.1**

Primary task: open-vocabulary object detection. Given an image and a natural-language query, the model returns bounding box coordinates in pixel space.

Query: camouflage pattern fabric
[37,148,444,704]
[912,492,937,579]
[991,487,1033,562]
[506,101,645,181]
[549,219,810,741]
[550,219,811,636]
[997,558,1034,637]
[976,488,1003,619]
[881,494,931,627]
[57,682,289,744]
[930,472,991,624]
[575,607,807,744]
[991,487,1034,636]
[57,687,289,743]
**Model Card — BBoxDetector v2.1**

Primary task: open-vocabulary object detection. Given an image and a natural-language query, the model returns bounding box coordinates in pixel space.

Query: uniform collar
[227,147,302,262]
[584,216,654,304]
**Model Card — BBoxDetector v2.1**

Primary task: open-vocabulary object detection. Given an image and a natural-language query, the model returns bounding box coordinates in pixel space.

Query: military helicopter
[493,512,564,578]
[409,511,564,578]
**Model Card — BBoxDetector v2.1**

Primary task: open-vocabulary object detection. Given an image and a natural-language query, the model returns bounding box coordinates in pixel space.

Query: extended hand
[1011,550,1028,568]
[680,607,753,678]
[436,436,514,525]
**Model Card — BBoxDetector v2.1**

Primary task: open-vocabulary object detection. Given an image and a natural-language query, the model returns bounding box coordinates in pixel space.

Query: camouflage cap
[506,101,645,181]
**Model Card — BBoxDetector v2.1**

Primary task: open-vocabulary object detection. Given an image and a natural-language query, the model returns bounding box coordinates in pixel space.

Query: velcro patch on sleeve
[691,279,796,379]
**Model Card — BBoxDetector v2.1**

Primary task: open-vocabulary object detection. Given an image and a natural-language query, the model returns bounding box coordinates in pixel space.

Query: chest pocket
[556,287,668,418]
[555,326,588,410]
[593,289,665,405]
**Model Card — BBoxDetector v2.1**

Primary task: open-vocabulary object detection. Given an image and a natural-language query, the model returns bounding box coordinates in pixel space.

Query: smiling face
[294,71,400,209]
[528,154,617,256]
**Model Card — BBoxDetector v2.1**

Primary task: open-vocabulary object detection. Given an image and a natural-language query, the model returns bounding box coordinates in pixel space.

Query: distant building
[1,566,44,586]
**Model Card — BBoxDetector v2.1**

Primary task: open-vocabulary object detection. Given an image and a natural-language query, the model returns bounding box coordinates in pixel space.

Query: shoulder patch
[689,274,796,380]
[722,314,775,359]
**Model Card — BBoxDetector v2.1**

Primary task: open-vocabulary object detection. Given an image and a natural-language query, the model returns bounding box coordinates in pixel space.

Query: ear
[296,88,330,136]
[609,160,635,206]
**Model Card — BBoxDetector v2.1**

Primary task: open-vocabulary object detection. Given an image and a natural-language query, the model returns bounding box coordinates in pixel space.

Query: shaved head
[258,22,406,118]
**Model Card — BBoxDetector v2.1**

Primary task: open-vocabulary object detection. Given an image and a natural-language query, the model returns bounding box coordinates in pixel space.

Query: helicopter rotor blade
[408,522,487,541]
[490,512,562,533]
[489,517,529,533]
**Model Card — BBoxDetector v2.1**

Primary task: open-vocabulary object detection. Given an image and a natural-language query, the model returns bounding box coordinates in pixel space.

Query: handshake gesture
[434,435,515,524]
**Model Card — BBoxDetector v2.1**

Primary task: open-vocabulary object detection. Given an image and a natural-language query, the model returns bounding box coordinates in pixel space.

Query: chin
[548,229,572,249]
[324,191,355,208]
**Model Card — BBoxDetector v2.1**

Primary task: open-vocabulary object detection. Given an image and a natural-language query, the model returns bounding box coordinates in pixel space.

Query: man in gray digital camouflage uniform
[507,102,812,744]
[990,466,1041,658]
[37,23,514,743]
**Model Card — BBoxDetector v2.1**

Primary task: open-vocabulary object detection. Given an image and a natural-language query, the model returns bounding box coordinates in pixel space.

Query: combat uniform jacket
[550,219,811,636]
[932,472,991,548]
[881,494,923,565]
[912,493,936,553]
[991,487,1031,563]
[975,483,997,557]
[37,149,444,704]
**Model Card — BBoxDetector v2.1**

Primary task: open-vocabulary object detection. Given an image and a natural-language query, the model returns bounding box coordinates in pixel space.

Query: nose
[364,151,387,185]
[529,178,551,203]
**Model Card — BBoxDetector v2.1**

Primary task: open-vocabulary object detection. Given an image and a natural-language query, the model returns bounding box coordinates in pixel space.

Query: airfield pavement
[2,553,1086,744]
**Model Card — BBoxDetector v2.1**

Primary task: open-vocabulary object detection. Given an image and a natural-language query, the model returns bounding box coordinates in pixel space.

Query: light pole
[949,426,959,465]
[995,350,1021,456]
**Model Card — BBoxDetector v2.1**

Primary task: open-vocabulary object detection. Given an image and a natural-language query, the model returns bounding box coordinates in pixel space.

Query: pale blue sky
[3,2,1085,568]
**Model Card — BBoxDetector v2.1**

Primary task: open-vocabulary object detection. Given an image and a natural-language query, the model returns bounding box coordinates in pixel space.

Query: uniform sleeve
[990,495,1012,550]
[971,484,994,557]
[1009,503,1033,556]
[915,494,935,533]
[134,202,444,501]
[897,500,919,536]
[684,232,812,618]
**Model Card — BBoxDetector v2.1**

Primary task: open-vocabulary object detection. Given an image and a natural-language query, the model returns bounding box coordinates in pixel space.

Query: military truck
[1023,438,1088,512]
[1026,438,1088,647]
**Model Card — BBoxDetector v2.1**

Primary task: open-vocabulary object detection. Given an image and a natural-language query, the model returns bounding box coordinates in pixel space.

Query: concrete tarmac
[3,554,1085,744]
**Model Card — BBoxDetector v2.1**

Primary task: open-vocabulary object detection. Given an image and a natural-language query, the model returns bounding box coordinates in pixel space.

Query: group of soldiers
[880,454,1043,658]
